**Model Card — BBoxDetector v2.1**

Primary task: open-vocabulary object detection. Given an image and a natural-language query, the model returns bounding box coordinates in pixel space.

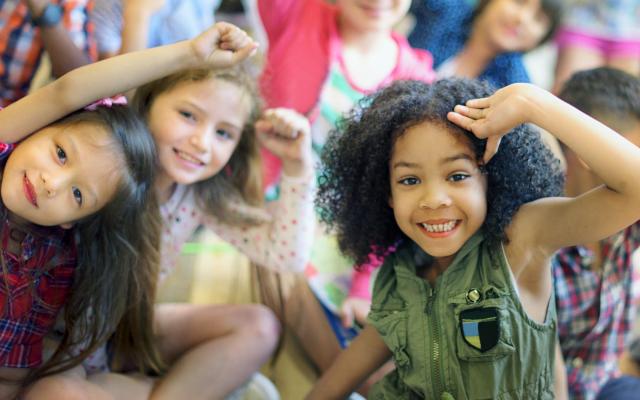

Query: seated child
[553,66,640,399]
[307,78,640,398]
[1,20,257,399]
[410,0,563,88]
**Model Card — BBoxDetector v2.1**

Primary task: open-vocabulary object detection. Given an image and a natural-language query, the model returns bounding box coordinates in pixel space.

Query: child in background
[553,67,640,400]
[553,0,640,93]
[255,0,434,381]
[1,21,261,400]
[92,0,221,59]
[0,0,95,106]
[410,0,563,88]
[307,78,640,398]
[596,336,640,400]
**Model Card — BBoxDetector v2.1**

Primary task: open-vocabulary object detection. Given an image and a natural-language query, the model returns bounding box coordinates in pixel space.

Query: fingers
[453,104,485,120]
[259,108,310,139]
[340,305,354,328]
[466,97,490,109]
[446,111,476,131]
[217,22,258,61]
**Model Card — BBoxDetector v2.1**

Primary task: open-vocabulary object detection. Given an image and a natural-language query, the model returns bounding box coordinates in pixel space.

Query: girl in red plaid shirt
[0,21,257,399]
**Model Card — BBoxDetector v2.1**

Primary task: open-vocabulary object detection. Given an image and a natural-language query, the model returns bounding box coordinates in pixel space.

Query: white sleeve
[91,0,124,54]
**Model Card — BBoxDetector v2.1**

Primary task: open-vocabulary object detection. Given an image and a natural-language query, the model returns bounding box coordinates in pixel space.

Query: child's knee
[244,304,281,346]
[23,376,88,400]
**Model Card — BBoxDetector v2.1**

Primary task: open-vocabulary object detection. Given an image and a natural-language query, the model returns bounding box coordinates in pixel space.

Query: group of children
[1,0,640,399]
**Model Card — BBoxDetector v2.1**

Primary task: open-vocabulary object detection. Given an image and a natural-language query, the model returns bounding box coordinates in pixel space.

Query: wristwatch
[32,4,63,28]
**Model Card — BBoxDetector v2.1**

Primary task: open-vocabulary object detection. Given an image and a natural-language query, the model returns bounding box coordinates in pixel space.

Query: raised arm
[27,0,94,77]
[448,83,640,253]
[306,325,392,400]
[0,22,257,143]
[119,0,165,56]
[210,108,315,272]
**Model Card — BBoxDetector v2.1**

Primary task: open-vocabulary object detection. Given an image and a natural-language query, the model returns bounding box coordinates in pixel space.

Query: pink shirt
[258,0,434,115]
[258,0,434,301]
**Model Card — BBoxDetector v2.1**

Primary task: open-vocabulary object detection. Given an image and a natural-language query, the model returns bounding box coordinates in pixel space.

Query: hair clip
[84,95,127,111]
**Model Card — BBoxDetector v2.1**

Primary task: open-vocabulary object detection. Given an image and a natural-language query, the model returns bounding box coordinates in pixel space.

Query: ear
[59,222,75,229]
[388,194,394,209]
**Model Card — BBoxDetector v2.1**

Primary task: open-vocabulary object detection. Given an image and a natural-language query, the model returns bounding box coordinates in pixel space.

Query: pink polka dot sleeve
[204,173,315,273]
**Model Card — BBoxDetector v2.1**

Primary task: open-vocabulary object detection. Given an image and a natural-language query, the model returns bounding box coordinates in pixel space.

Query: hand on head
[447,83,544,162]
[256,108,314,178]
[191,22,259,69]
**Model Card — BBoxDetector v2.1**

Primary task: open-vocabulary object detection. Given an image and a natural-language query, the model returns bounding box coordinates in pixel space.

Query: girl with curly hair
[307,78,640,399]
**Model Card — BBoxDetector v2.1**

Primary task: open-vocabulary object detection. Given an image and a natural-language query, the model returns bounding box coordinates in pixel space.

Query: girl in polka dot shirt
[74,66,314,396]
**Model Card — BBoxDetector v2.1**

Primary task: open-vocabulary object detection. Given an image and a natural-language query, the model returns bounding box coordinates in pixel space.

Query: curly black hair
[316,78,564,265]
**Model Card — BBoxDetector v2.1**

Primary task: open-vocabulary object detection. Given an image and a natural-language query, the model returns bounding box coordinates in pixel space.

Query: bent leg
[22,365,154,400]
[150,303,280,400]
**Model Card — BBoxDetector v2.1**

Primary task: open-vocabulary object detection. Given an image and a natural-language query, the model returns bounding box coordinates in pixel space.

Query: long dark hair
[23,105,164,384]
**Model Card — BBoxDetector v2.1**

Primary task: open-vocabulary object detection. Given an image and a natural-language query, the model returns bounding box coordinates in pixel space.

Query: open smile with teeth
[174,148,205,165]
[420,220,458,233]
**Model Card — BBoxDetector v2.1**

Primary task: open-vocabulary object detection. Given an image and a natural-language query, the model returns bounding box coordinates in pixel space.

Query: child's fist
[191,22,258,68]
[256,108,313,178]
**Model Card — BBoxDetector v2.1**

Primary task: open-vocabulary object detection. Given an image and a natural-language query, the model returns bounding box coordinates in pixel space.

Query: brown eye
[72,187,83,206]
[56,146,67,164]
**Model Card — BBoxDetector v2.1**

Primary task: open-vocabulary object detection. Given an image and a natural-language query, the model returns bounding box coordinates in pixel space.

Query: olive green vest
[368,232,556,399]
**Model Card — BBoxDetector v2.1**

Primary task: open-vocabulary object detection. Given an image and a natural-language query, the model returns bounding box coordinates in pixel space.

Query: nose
[418,183,452,210]
[189,126,212,153]
[41,171,69,198]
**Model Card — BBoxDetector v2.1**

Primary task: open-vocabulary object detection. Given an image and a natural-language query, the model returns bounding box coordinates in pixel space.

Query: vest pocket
[452,297,515,361]
[369,303,410,374]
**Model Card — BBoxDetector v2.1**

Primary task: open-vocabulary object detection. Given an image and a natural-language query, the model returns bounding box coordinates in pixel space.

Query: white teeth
[176,150,203,165]
[421,221,456,233]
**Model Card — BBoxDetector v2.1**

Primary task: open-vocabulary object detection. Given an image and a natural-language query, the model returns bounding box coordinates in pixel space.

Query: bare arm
[448,83,640,254]
[306,325,392,400]
[119,0,165,55]
[554,340,569,400]
[26,0,92,76]
[0,22,257,143]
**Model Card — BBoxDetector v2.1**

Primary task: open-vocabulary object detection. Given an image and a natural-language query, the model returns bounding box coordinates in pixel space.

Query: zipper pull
[426,287,436,314]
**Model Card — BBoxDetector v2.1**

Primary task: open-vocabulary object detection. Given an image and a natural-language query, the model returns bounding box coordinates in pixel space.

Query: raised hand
[256,108,313,178]
[190,22,258,69]
[447,83,546,162]
[339,297,371,328]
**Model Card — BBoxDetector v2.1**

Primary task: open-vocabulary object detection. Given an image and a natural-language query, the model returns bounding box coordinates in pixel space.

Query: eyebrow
[65,134,99,208]
[182,100,243,132]
[392,153,475,169]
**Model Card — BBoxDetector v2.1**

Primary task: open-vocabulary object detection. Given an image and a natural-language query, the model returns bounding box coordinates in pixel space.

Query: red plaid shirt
[553,222,640,400]
[0,0,96,106]
[0,142,78,368]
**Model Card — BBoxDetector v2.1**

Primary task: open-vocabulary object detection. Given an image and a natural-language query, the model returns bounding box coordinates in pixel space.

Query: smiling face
[1,124,121,227]
[337,0,411,33]
[148,78,251,196]
[474,0,551,53]
[389,122,488,268]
